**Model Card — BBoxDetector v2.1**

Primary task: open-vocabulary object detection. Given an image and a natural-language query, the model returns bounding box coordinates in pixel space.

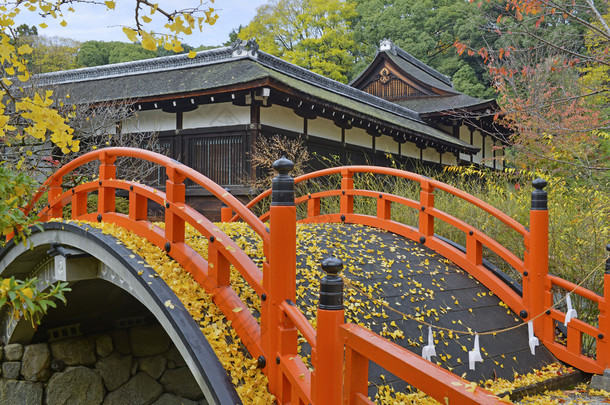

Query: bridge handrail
[28,147,269,244]
[242,166,528,238]
[340,323,500,404]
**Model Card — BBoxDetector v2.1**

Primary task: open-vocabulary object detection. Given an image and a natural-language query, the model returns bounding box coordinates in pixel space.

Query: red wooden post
[220,188,232,222]
[48,177,63,219]
[313,257,345,405]
[340,168,354,215]
[466,232,482,266]
[599,245,610,369]
[71,190,88,219]
[307,196,320,218]
[98,152,116,214]
[418,180,434,238]
[529,178,551,340]
[208,237,231,288]
[128,186,148,222]
[376,195,391,220]
[343,347,369,404]
[165,166,186,244]
[263,157,298,402]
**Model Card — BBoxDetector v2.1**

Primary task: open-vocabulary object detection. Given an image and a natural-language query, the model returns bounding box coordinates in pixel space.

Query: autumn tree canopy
[238,0,359,83]
[455,0,610,182]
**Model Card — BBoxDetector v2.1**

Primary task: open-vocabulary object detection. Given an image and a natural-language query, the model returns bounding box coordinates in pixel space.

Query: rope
[342,255,609,337]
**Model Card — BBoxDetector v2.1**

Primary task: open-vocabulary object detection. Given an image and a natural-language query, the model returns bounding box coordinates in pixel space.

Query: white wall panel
[345,127,372,148]
[183,103,250,128]
[376,135,399,154]
[122,110,175,133]
[308,117,341,142]
[260,105,302,133]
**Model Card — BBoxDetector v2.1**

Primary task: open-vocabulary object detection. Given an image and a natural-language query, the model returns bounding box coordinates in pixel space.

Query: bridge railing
[243,164,610,376]
[25,148,270,361]
[242,166,528,319]
[258,160,503,404]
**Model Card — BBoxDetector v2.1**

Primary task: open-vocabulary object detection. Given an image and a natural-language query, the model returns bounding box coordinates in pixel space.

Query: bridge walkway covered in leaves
[1,147,608,405]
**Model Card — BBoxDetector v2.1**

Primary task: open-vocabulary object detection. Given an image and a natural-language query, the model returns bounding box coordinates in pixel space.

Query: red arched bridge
[2,147,609,405]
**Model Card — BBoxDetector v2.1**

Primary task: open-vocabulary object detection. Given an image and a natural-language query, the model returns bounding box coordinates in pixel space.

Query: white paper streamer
[528,320,539,355]
[468,333,483,370]
[564,293,578,326]
[422,326,436,361]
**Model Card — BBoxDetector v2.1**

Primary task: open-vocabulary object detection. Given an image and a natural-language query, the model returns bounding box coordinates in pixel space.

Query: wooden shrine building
[37,39,502,213]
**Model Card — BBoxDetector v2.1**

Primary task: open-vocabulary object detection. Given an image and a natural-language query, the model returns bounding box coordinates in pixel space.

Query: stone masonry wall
[0,324,208,405]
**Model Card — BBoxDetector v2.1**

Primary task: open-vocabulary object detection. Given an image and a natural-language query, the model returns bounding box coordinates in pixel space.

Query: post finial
[272,156,294,175]
[319,257,343,310]
[271,156,294,206]
[531,178,548,211]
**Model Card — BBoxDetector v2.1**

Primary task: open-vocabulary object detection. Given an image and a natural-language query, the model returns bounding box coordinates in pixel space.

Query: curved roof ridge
[34,41,425,124]
[254,51,423,123]
[392,45,453,87]
[34,46,236,86]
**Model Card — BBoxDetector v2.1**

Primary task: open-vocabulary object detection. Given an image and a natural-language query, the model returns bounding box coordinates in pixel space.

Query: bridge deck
[219,222,556,396]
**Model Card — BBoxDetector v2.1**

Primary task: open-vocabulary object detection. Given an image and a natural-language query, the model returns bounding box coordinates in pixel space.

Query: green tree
[15,23,38,37]
[239,0,359,83]
[26,35,80,73]
[78,40,201,67]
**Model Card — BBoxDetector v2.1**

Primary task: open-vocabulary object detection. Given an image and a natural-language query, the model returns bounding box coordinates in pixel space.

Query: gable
[361,63,430,100]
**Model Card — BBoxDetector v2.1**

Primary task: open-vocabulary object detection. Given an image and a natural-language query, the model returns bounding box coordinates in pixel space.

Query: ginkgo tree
[0,0,219,325]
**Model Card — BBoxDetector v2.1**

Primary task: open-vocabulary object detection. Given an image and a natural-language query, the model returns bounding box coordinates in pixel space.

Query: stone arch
[0,222,241,405]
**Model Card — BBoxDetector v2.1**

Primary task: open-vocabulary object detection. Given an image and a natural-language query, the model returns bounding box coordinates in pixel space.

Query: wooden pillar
[249,101,261,181]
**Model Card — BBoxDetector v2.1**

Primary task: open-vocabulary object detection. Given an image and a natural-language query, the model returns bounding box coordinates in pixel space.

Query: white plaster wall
[376,135,399,154]
[401,142,420,159]
[423,148,439,163]
[472,131,483,164]
[459,126,472,162]
[183,103,250,128]
[122,110,175,133]
[485,136,494,168]
[308,116,341,142]
[345,127,372,148]
[442,153,458,166]
[260,105,302,133]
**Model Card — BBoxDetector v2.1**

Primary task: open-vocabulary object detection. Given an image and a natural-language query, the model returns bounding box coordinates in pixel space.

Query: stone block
[22,343,51,382]
[590,371,610,392]
[102,372,163,405]
[164,346,185,369]
[0,379,43,404]
[2,361,21,379]
[4,343,24,361]
[139,355,167,380]
[110,329,131,355]
[96,335,114,358]
[46,366,104,405]
[159,367,204,400]
[151,393,199,405]
[96,353,133,391]
[129,325,170,357]
[50,337,96,366]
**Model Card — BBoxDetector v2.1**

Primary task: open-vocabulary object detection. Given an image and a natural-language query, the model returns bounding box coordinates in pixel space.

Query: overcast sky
[13,1,267,47]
